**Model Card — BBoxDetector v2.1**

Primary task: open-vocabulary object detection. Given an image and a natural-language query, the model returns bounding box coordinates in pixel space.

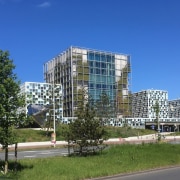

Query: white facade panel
[132,90,169,119]
[20,82,63,121]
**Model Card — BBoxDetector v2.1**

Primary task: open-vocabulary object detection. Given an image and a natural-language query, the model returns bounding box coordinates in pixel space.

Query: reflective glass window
[96,69,100,74]
[96,62,100,68]
[107,55,111,62]
[101,55,106,61]
[95,54,100,61]
[101,62,106,68]
[90,83,94,88]
[90,68,94,73]
[89,61,94,67]
[88,52,94,60]
[101,77,104,82]
[101,69,106,75]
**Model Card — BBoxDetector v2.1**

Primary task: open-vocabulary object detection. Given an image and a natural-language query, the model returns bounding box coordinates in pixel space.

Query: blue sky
[0,0,180,100]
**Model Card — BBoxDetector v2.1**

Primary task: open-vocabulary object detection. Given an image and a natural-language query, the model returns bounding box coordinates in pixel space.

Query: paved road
[0,148,69,160]
[91,166,180,180]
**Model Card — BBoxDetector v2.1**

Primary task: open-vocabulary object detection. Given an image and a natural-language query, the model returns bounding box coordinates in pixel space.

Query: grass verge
[1,143,180,180]
[14,126,156,142]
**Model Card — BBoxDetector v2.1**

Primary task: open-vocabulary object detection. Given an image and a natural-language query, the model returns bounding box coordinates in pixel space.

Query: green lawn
[14,126,156,142]
[105,126,155,138]
[15,129,51,142]
[1,143,180,180]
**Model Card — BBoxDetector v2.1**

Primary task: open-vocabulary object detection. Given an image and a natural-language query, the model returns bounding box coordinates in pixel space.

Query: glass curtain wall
[44,46,131,118]
[87,52,116,102]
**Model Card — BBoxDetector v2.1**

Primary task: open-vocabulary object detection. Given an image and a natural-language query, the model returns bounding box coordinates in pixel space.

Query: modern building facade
[131,90,169,118]
[169,99,180,118]
[105,90,169,129]
[20,82,63,125]
[129,90,180,131]
[43,46,131,118]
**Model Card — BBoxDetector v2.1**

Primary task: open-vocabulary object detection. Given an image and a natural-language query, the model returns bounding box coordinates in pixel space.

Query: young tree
[0,50,27,174]
[95,91,115,125]
[67,88,108,155]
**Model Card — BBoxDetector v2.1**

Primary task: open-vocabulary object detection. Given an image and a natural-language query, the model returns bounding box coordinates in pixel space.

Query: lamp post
[52,81,56,147]
[49,71,56,148]
[50,82,62,147]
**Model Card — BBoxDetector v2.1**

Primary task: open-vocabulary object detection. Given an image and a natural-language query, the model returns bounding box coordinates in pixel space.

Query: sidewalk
[7,141,68,149]
[105,133,180,144]
[3,133,180,149]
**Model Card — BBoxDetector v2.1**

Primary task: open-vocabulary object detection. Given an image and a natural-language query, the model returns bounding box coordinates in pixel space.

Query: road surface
[0,148,69,160]
[91,166,180,180]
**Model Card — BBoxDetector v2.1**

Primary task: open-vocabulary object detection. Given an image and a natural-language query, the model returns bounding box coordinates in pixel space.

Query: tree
[95,91,115,125]
[0,50,27,174]
[66,88,108,155]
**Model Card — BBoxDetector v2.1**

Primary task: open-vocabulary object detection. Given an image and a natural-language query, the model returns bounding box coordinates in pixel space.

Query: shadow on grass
[0,160,33,179]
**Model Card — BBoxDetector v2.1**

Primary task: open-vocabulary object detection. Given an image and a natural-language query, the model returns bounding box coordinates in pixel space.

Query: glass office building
[44,46,131,118]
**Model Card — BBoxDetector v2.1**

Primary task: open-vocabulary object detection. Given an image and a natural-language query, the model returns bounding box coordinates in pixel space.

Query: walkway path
[2,133,180,149]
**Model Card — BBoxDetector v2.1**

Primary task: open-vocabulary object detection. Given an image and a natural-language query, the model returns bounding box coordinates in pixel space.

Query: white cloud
[37,1,51,8]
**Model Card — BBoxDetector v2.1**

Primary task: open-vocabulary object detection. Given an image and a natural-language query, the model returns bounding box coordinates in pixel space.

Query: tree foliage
[0,50,28,173]
[65,89,108,155]
[95,91,115,125]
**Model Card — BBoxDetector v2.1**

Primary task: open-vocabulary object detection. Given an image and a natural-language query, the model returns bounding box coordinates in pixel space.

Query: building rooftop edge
[70,45,130,56]
[132,89,168,94]
[21,81,50,84]
[21,82,62,85]
[169,98,180,102]
[44,45,130,64]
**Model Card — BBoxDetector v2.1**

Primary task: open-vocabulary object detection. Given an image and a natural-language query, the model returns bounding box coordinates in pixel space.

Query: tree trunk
[14,142,18,172]
[68,140,70,156]
[4,145,8,174]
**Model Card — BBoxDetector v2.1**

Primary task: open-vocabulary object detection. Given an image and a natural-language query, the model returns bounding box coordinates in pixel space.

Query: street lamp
[51,83,62,147]
[52,82,56,147]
